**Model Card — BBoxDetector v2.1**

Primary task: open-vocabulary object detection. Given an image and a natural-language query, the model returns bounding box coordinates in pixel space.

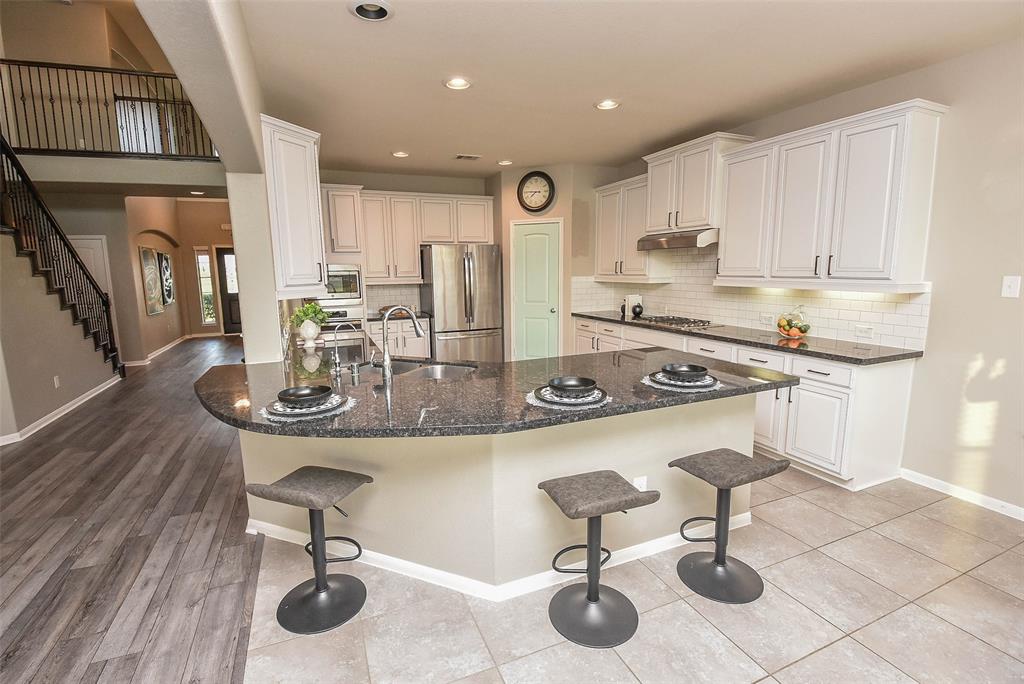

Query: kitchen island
[195,348,797,598]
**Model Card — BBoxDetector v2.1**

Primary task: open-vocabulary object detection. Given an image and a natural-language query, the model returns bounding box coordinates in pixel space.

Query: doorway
[510,220,562,360]
[215,247,242,334]
[68,235,118,342]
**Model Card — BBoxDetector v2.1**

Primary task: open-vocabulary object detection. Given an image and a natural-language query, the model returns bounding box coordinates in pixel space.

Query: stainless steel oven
[316,300,367,365]
[324,264,363,303]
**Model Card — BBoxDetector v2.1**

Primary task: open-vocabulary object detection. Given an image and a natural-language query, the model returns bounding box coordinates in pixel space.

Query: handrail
[0,136,108,301]
[0,57,178,79]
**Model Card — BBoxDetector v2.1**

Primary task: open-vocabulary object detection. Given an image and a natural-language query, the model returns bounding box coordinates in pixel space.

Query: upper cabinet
[360,192,422,285]
[419,198,456,243]
[713,100,946,293]
[594,175,671,283]
[261,115,327,300]
[455,199,493,243]
[643,133,754,234]
[322,184,363,256]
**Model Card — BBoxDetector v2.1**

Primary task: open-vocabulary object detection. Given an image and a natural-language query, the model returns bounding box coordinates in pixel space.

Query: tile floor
[244,475,1024,683]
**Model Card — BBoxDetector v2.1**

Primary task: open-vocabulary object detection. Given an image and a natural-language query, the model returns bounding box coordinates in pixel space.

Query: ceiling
[238,0,1021,177]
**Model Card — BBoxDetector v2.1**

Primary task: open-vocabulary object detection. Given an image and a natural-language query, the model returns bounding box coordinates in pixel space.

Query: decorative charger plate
[266,393,346,416]
[648,372,717,388]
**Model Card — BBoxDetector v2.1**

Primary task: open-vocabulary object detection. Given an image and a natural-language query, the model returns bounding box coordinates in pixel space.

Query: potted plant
[291,301,329,350]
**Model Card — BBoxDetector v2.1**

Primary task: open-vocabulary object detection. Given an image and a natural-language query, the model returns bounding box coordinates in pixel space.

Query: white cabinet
[784,382,849,474]
[261,114,327,299]
[456,199,493,243]
[717,147,775,277]
[367,320,430,358]
[643,133,753,234]
[419,198,455,243]
[594,176,671,283]
[362,194,422,284]
[595,335,622,352]
[770,134,833,279]
[754,385,786,452]
[684,337,736,361]
[322,184,363,258]
[714,100,946,293]
[575,331,596,354]
[388,197,421,280]
[573,319,624,353]
[361,195,391,280]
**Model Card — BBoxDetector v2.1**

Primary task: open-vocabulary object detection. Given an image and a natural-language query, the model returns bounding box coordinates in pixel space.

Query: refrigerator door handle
[467,252,476,325]
[462,253,472,324]
[436,330,499,340]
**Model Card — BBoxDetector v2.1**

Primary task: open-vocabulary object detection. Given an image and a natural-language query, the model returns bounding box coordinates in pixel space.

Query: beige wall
[0,238,115,434]
[320,169,485,195]
[0,1,111,67]
[175,200,233,334]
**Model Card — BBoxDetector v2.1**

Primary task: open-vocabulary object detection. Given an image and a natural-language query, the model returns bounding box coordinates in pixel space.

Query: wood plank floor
[0,337,261,684]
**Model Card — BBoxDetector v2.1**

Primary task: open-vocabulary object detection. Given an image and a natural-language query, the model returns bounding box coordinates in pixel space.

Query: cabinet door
[456,199,492,243]
[595,335,622,352]
[784,382,849,475]
[718,148,775,277]
[754,387,786,452]
[771,134,832,278]
[388,197,422,280]
[619,182,649,276]
[361,196,391,280]
[402,332,430,359]
[829,117,904,279]
[645,156,676,233]
[595,187,622,276]
[676,144,713,228]
[419,198,455,243]
[264,126,325,290]
[325,189,361,253]
[575,332,595,354]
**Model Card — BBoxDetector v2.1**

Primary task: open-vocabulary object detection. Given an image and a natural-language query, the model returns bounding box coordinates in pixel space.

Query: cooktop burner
[639,315,714,328]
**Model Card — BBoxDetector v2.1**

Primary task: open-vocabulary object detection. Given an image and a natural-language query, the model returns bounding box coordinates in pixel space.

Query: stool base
[277,574,367,634]
[677,551,764,604]
[548,583,639,648]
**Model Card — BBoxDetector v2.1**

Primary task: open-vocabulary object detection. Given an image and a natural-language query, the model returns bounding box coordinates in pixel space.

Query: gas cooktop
[638,315,715,329]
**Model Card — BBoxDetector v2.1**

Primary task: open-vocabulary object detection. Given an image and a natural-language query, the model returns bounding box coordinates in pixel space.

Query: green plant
[290,301,329,328]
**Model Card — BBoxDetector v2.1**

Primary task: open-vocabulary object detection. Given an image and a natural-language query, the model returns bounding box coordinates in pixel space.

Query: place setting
[261,385,357,422]
[527,376,613,411]
[642,363,723,393]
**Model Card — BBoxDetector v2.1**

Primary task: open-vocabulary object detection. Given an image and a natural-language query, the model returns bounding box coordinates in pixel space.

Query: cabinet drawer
[622,327,686,351]
[367,322,384,337]
[736,348,786,372]
[575,319,597,333]
[685,338,736,361]
[596,323,622,338]
[791,357,853,387]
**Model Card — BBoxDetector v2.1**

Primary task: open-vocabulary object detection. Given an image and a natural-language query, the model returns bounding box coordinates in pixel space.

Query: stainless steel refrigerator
[420,245,503,362]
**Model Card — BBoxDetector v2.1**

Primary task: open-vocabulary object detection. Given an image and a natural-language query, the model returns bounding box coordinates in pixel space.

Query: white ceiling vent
[454,153,481,161]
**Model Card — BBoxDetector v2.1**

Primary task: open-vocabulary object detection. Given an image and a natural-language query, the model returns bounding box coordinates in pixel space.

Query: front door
[216,247,242,334]
[512,222,560,360]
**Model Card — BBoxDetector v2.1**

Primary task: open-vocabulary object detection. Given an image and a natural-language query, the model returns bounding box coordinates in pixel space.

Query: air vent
[454,153,481,161]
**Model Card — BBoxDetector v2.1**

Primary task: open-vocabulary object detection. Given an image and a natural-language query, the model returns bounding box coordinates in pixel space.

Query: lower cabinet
[754,386,786,452]
[367,320,431,359]
[783,382,850,474]
[575,331,595,354]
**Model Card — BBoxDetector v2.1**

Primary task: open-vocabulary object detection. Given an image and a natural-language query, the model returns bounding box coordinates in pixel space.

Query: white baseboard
[246,512,752,602]
[122,333,222,366]
[901,468,1024,521]
[0,374,121,446]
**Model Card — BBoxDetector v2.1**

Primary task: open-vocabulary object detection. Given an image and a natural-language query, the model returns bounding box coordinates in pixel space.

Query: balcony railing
[0,59,218,161]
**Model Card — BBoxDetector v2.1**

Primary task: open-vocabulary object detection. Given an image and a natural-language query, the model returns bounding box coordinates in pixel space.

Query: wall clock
[517,171,555,213]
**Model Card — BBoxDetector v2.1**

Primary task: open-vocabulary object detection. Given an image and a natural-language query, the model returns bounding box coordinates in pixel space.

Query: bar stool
[669,449,789,604]
[538,470,660,648]
[246,465,373,634]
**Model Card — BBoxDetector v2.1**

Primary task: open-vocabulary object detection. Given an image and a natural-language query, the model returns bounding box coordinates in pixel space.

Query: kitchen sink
[409,363,476,381]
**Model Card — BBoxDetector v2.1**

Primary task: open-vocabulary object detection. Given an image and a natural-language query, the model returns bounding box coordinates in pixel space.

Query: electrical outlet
[1001,275,1022,298]
[854,324,874,339]
[759,313,774,326]
[632,476,648,491]
[53,375,60,389]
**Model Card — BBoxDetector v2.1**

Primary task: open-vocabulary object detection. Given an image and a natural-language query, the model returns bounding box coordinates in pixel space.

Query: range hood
[636,228,719,251]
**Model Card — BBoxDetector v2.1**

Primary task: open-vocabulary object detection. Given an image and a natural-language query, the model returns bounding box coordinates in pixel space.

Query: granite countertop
[573,311,923,365]
[194,348,797,439]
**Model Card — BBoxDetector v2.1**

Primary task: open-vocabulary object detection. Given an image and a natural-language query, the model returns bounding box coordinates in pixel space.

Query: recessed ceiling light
[595,99,620,110]
[392,151,409,158]
[445,77,471,90]
[351,1,391,21]
[497,160,513,166]
[190,191,205,196]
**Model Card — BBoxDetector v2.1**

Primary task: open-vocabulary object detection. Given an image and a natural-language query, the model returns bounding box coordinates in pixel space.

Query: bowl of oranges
[777,306,810,338]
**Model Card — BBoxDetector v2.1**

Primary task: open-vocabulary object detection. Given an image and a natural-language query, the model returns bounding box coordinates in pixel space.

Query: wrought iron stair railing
[1,136,124,377]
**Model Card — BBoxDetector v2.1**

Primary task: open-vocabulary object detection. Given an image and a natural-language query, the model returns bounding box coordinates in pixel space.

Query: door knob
[550,308,556,313]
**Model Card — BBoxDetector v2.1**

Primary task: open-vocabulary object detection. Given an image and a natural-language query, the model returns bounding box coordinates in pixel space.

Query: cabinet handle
[667,212,671,228]
[814,255,820,276]
[827,254,833,276]
[386,264,390,276]
[317,262,323,282]
[699,347,715,353]
[716,258,720,275]
[596,338,601,351]
[748,357,768,364]
[775,388,779,400]
[675,210,679,226]
[788,387,794,403]
[591,336,595,350]
[807,369,831,376]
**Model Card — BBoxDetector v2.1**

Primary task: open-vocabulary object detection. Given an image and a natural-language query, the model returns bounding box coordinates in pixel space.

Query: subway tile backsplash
[572,247,930,350]
[365,284,422,314]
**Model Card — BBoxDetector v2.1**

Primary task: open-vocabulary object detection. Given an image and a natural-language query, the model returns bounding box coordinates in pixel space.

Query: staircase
[1,137,125,377]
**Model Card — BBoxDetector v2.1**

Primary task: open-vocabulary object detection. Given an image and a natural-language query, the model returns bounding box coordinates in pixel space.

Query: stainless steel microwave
[323,264,363,303]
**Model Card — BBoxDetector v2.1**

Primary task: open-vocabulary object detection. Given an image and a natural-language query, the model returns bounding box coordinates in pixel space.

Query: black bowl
[547,376,598,398]
[661,363,708,382]
[277,385,333,408]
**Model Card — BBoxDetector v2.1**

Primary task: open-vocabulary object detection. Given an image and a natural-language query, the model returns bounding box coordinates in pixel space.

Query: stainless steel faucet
[329,321,357,378]
[381,306,425,386]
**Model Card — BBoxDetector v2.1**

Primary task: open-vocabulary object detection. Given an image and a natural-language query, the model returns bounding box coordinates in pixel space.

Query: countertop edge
[571,312,923,366]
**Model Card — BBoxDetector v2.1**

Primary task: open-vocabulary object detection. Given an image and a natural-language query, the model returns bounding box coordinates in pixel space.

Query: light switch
[854,324,874,338]
[1001,275,1022,298]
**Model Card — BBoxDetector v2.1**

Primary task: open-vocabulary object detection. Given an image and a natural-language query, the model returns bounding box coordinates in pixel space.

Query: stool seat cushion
[669,449,788,489]
[538,470,660,519]
[246,466,373,510]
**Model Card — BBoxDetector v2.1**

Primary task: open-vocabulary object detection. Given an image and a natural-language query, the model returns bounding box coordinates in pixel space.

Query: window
[222,253,239,293]
[194,248,217,325]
